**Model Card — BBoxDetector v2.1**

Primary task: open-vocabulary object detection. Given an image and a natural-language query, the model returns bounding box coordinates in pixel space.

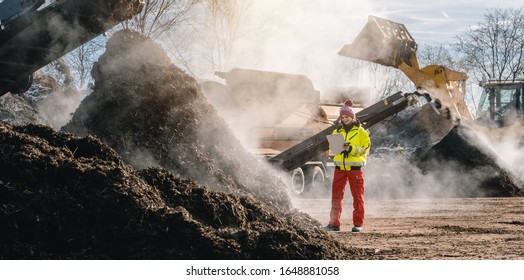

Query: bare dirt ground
[293,197,524,259]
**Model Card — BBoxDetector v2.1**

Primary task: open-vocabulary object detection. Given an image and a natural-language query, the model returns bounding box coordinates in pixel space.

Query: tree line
[44,2,524,117]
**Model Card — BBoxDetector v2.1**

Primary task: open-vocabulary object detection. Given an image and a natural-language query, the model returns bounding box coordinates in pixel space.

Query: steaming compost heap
[367,105,523,198]
[1,30,359,259]
[418,125,523,197]
[62,30,289,207]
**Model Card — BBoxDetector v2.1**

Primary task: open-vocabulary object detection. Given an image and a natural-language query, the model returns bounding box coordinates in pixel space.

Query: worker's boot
[321,224,340,231]
[351,226,362,232]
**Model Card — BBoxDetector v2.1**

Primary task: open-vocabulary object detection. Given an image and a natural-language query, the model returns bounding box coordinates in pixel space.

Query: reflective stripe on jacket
[331,123,370,170]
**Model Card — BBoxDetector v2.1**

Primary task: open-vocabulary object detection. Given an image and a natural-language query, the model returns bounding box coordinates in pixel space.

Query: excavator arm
[269,91,429,172]
[339,15,473,121]
[0,0,145,95]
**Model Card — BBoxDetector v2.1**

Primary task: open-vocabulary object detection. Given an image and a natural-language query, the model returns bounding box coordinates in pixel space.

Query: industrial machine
[200,68,336,195]
[269,15,475,195]
[202,16,476,195]
[268,91,429,172]
[0,0,145,95]
[339,15,474,122]
[202,68,431,195]
[477,79,524,126]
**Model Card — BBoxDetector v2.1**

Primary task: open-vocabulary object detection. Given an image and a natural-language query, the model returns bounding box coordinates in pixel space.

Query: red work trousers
[329,169,365,228]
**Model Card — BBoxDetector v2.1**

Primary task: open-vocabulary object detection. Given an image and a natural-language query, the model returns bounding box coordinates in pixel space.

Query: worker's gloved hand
[341,143,352,157]
[343,143,352,152]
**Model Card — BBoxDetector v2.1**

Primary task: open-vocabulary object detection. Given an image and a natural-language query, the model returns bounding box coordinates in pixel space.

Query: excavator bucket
[338,15,418,68]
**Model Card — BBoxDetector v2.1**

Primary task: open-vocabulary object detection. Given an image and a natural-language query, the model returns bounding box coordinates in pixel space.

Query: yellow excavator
[269,16,479,194]
[338,15,474,122]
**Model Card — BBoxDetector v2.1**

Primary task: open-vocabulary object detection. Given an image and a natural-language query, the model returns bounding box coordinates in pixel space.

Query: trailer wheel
[8,74,33,94]
[309,166,326,190]
[290,168,305,195]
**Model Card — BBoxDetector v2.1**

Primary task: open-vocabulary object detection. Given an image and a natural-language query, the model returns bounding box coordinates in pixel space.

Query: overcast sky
[211,1,521,88]
[366,0,523,45]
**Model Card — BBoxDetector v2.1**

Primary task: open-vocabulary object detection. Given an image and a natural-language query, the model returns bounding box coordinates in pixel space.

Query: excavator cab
[339,15,473,122]
[477,80,524,126]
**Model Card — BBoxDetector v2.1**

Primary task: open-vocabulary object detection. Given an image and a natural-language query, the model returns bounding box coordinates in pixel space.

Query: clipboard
[326,134,345,154]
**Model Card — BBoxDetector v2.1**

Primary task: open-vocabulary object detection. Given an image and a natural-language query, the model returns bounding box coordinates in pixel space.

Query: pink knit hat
[339,99,355,118]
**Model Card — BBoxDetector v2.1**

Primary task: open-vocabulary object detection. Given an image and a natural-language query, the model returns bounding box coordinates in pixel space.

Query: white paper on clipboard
[326,134,345,154]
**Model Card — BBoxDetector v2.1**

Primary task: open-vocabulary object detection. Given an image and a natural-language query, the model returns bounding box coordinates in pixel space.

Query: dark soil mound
[0,121,355,259]
[370,103,455,155]
[62,30,289,208]
[417,125,523,197]
[367,104,523,198]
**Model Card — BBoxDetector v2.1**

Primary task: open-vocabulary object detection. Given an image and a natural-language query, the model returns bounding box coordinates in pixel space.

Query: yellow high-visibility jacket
[331,123,370,170]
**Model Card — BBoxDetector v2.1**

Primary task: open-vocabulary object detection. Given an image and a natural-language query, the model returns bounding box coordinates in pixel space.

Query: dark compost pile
[0,30,361,259]
[367,104,523,198]
[0,120,358,259]
[417,125,523,197]
[62,30,289,208]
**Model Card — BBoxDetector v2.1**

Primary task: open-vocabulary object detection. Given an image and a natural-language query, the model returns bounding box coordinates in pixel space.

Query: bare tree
[121,0,201,40]
[58,1,202,87]
[417,44,456,68]
[198,0,254,71]
[368,62,413,100]
[454,7,524,82]
[42,58,74,87]
[64,39,104,89]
